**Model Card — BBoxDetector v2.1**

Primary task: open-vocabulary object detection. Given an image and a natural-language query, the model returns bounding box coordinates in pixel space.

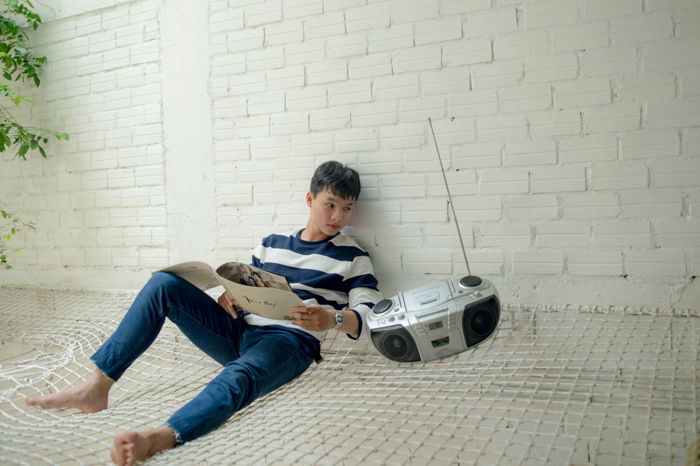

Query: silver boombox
[367,275,500,362]
[367,118,501,363]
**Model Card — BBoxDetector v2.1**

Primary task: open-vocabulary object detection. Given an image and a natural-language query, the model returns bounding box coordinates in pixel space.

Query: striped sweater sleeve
[344,253,382,340]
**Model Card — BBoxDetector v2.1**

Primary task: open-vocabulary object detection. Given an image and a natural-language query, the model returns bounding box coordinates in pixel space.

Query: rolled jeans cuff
[162,423,183,446]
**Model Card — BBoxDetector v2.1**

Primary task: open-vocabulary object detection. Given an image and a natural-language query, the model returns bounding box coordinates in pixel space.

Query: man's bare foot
[24,369,114,413]
[110,427,177,466]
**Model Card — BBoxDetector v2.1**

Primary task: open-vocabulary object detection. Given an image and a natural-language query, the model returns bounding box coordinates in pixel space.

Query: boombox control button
[459,276,483,288]
[472,291,482,298]
[388,316,395,322]
[372,299,393,315]
[419,294,439,305]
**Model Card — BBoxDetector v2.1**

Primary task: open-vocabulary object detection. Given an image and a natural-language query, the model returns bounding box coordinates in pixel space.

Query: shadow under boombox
[367,275,500,363]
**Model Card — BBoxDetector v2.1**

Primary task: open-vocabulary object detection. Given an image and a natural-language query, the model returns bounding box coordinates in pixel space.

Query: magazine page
[215,263,292,291]
[215,262,302,320]
[156,261,221,291]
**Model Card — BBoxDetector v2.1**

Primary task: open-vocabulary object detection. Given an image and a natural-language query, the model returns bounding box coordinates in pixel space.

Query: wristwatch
[333,311,344,330]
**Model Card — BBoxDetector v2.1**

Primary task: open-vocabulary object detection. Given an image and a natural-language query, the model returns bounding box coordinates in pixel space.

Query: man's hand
[217,292,239,319]
[288,305,335,331]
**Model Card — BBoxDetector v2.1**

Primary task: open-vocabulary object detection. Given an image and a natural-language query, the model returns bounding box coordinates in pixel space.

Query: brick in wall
[532,166,586,193]
[381,123,425,149]
[347,3,391,31]
[454,142,503,169]
[449,90,497,117]
[619,190,682,218]
[453,195,503,222]
[479,168,529,194]
[581,47,638,76]
[327,32,366,58]
[529,109,581,138]
[471,59,522,89]
[423,223,476,249]
[283,0,323,20]
[537,222,590,247]
[657,220,700,248]
[647,98,700,129]
[513,250,564,274]
[401,199,448,222]
[311,107,350,131]
[428,171,477,197]
[527,54,578,83]
[615,73,675,102]
[594,221,651,247]
[568,250,624,276]
[645,38,700,72]
[591,161,647,190]
[555,78,611,109]
[399,96,446,122]
[271,112,309,136]
[393,45,442,73]
[422,68,470,96]
[620,130,679,160]
[443,38,492,66]
[415,16,462,45]
[650,158,700,188]
[494,30,548,60]
[480,223,531,247]
[507,195,558,220]
[504,140,556,167]
[551,21,608,52]
[499,84,552,113]
[626,249,687,276]
[466,8,517,38]
[374,73,420,101]
[560,133,618,164]
[403,249,454,274]
[368,24,412,53]
[266,19,302,45]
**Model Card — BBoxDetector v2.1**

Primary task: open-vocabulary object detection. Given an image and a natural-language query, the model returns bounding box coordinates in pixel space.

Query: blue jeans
[90,272,315,444]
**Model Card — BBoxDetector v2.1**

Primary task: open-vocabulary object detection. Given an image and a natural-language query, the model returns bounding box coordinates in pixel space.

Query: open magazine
[156,261,303,320]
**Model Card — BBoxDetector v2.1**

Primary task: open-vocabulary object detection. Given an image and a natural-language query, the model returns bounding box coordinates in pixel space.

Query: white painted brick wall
[620,190,682,218]
[2,0,698,311]
[626,249,687,276]
[568,250,624,276]
[536,222,590,247]
[494,30,548,60]
[507,195,558,220]
[513,250,564,275]
[594,221,652,247]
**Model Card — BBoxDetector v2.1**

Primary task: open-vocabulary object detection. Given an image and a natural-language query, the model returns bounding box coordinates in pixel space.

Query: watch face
[336,313,344,324]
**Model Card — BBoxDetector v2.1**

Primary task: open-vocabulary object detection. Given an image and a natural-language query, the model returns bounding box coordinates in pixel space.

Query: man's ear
[306,191,313,207]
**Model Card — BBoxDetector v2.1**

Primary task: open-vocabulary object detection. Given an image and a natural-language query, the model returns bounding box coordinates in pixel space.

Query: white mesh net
[1,286,698,465]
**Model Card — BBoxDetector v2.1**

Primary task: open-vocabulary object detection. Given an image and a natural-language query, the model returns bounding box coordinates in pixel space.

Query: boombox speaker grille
[462,296,500,347]
[369,325,421,362]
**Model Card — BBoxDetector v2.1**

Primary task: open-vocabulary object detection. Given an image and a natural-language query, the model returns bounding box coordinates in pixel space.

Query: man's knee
[146,272,186,294]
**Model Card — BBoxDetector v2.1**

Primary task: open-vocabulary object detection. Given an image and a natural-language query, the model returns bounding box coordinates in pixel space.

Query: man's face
[305,188,355,240]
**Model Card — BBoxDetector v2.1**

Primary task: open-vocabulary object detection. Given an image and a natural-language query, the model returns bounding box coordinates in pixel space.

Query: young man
[25,161,381,465]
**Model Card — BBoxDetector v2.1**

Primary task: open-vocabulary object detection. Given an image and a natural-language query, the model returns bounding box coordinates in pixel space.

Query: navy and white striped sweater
[246,228,382,342]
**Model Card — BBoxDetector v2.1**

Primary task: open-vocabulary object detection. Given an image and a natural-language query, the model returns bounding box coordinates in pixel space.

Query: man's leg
[109,326,315,464]
[26,272,244,412]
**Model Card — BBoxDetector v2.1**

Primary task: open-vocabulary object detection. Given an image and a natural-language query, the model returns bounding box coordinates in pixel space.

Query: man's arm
[288,305,359,335]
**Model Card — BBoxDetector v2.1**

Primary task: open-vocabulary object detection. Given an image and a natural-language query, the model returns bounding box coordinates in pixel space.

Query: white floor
[0,287,697,465]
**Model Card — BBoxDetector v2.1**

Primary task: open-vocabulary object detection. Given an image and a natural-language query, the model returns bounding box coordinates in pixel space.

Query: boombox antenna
[428,117,471,276]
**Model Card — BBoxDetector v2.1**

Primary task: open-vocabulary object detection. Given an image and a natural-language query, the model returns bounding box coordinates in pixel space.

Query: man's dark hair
[310,160,361,200]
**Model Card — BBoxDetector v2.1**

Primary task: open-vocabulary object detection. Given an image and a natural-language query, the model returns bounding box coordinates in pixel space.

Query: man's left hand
[288,305,335,331]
